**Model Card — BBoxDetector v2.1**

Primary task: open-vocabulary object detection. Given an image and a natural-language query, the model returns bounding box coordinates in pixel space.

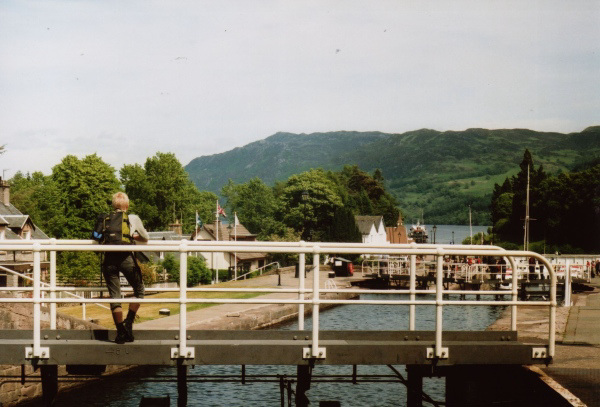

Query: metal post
[564,259,571,307]
[406,365,423,407]
[177,363,188,407]
[49,239,57,330]
[310,250,323,357]
[298,243,306,330]
[434,251,447,359]
[28,243,48,359]
[506,256,518,331]
[179,243,188,353]
[409,254,416,331]
[171,241,194,360]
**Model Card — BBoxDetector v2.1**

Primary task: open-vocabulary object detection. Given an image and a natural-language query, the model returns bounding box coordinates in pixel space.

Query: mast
[524,166,530,251]
[469,205,473,245]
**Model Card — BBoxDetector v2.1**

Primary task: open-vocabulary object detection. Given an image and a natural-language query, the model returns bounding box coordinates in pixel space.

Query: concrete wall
[0,301,124,407]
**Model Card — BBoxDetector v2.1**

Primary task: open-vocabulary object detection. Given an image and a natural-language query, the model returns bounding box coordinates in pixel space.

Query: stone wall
[0,301,120,406]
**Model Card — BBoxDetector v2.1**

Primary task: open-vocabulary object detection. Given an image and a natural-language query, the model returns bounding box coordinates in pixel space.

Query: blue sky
[1,0,598,178]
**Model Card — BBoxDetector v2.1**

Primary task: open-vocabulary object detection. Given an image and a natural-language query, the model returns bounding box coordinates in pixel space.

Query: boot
[124,311,136,342]
[115,322,128,344]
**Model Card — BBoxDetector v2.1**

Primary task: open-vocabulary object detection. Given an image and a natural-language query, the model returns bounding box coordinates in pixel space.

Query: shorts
[102,252,145,311]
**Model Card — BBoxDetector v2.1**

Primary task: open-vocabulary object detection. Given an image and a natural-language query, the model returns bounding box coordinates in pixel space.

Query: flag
[195,211,203,228]
[217,202,227,217]
[234,213,240,227]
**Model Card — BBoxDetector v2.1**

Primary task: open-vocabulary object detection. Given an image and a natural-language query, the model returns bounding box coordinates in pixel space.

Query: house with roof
[355,215,388,245]
[0,178,49,287]
[386,214,409,244]
[190,221,268,275]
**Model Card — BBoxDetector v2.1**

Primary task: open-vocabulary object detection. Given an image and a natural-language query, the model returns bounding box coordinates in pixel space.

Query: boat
[408,221,429,243]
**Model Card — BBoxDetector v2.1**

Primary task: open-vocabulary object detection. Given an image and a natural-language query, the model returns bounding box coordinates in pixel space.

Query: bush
[162,254,211,287]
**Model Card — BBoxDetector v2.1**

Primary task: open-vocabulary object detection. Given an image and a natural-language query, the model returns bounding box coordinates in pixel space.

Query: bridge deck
[0,329,548,366]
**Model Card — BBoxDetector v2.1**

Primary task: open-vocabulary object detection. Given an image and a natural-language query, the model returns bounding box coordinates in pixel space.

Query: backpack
[92,211,133,245]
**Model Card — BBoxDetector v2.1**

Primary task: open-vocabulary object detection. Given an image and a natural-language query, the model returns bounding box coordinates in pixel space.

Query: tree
[329,207,362,243]
[121,152,217,233]
[221,178,284,239]
[51,154,120,239]
[279,169,344,241]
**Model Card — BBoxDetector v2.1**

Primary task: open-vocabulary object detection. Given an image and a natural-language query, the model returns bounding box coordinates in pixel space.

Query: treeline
[10,153,217,284]
[222,165,400,242]
[490,149,600,253]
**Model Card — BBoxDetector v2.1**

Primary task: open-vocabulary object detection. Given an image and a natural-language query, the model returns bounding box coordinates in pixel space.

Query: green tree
[121,152,217,233]
[329,207,362,243]
[51,154,120,239]
[279,169,343,241]
[221,178,284,239]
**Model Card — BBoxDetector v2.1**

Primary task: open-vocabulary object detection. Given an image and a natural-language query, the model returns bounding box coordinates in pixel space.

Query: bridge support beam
[40,365,58,407]
[177,364,188,407]
[406,365,424,407]
[295,365,312,407]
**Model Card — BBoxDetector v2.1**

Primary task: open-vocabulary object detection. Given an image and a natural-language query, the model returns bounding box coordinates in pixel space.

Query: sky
[1,0,599,179]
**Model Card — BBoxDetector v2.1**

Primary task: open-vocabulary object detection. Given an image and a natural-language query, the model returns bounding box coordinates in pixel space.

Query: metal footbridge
[0,240,558,406]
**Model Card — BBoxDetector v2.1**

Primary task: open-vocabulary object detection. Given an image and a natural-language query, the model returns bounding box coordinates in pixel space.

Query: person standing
[93,192,149,344]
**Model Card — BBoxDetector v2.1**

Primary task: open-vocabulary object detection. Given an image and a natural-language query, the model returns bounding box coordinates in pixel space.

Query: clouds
[0,1,598,178]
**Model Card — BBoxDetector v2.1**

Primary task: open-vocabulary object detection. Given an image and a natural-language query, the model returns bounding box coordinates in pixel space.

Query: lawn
[57,283,269,328]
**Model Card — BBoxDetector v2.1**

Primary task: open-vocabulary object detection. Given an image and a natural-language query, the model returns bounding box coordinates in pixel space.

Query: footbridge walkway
[0,240,559,406]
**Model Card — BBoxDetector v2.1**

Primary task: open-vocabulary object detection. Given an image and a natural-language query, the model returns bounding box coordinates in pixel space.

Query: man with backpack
[92,192,149,344]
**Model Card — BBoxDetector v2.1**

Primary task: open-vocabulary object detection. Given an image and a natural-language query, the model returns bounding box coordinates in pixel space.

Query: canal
[40,293,506,406]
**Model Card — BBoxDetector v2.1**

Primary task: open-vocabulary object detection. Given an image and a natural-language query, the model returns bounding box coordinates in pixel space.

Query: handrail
[0,240,557,362]
[232,261,280,281]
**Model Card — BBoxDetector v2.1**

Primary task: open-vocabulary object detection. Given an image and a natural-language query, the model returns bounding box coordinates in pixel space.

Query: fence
[0,239,557,362]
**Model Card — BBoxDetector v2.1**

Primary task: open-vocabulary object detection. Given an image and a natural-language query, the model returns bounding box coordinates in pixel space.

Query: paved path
[541,277,600,406]
[137,268,357,330]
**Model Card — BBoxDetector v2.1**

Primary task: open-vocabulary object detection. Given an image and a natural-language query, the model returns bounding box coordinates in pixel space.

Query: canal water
[45,294,506,406]
[422,224,490,245]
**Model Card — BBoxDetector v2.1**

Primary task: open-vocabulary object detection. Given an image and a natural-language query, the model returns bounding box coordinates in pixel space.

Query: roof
[196,222,256,241]
[386,225,409,244]
[147,231,190,241]
[0,203,24,217]
[355,215,384,235]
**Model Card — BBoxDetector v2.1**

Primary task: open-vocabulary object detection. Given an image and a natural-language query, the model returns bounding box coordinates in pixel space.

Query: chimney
[169,219,182,236]
[0,177,9,206]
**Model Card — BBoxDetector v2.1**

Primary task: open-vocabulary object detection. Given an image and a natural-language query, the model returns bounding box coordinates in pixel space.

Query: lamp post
[432,225,437,244]
[452,231,455,245]
[302,190,309,241]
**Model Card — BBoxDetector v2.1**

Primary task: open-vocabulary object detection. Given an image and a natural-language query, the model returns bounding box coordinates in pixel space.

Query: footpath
[137,268,357,331]
[488,277,600,406]
[541,278,600,407]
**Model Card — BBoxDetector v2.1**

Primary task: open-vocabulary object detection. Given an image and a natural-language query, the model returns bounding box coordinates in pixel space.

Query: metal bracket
[303,347,326,359]
[426,347,449,359]
[171,347,195,359]
[25,346,50,359]
[532,347,548,359]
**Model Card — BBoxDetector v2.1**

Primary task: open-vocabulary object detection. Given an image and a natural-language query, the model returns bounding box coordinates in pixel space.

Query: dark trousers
[102,252,144,311]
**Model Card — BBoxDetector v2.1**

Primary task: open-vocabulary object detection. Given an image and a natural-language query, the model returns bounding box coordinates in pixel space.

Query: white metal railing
[232,261,280,281]
[0,240,557,362]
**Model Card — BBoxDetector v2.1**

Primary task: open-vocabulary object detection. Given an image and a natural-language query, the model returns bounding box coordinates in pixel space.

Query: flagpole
[215,200,219,284]
[234,212,238,281]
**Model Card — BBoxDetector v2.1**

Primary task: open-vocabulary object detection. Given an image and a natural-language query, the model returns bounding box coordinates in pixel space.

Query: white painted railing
[0,240,557,362]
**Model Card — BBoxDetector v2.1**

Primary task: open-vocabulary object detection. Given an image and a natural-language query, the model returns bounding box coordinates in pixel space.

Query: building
[386,214,409,244]
[191,221,268,275]
[0,178,49,287]
[355,215,388,245]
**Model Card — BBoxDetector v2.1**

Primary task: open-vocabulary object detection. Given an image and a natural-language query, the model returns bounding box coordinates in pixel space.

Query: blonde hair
[112,192,129,210]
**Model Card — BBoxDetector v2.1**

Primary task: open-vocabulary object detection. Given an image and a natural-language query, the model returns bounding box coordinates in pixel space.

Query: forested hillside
[185,127,600,224]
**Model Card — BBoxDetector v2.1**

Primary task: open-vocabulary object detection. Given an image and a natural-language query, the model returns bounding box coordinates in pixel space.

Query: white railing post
[409,254,416,331]
[298,241,306,330]
[172,241,194,360]
[304,247,325,359]
[26,243,49,360]
[564,259,571,307]
[506,255,518,331]
[429,249,448,359]
[49,239,57,330]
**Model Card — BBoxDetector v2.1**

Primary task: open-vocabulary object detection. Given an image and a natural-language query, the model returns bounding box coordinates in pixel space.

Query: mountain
[185,126,600,225]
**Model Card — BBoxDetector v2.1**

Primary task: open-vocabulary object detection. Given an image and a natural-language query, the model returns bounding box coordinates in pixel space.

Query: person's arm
[129,214,149,242]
